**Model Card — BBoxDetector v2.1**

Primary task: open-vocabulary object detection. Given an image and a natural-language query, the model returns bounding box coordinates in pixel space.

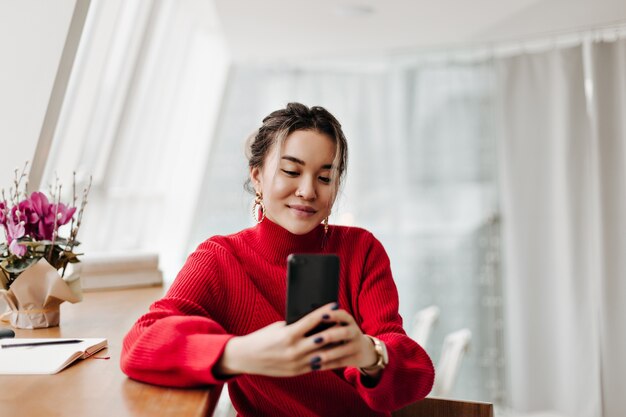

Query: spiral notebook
[0,338,108,374]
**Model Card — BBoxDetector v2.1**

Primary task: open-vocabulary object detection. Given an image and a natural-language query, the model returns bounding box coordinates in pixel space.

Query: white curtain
[496,45,602,417]
[44,0,229,280]
[190,62,504,402]
[590,39,626,417]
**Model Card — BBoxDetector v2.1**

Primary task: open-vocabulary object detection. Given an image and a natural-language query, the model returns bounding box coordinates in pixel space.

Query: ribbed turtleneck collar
[248,218,326,265]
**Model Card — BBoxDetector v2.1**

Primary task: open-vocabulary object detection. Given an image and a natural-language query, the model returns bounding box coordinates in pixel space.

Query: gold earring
[253,191,265,223]
[323,217,329,235]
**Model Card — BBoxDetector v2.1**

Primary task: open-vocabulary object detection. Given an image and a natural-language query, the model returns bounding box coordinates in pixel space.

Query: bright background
[2,1,625,416]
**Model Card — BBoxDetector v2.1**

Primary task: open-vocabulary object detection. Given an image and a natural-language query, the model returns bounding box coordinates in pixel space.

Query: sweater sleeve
[343,234,435,412]
[120,241,237,387]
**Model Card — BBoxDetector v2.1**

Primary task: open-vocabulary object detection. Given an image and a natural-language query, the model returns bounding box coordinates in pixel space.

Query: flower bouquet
[0,164,91,328]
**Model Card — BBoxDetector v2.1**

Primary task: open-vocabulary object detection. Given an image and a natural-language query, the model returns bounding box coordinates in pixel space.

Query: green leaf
[3,256,40,274]
[58,251,77,261]
[25,239,52,245]
[21,241,46,248]
[54,237,70,245]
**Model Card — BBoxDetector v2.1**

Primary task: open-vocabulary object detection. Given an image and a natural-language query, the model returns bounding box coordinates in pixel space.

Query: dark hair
[244,102,348,195]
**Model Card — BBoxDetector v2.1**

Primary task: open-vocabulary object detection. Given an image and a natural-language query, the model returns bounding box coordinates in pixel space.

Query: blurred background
[1,1,625,416]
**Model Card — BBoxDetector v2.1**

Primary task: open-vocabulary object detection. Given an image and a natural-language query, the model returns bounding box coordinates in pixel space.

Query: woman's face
[250,129,337,235]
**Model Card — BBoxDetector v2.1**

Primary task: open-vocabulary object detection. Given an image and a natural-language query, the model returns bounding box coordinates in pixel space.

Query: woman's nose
[296,177,316,200]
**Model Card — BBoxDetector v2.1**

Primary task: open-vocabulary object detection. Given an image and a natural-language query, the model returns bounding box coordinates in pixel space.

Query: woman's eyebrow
[282,155,304,165]
[282,155,334,170]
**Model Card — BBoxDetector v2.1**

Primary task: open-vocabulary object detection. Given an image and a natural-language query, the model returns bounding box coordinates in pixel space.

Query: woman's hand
[304,308,379,374]
[215,303,378,378]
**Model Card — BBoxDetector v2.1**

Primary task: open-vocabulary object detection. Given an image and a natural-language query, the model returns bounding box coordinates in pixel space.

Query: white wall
[0,0,76,190]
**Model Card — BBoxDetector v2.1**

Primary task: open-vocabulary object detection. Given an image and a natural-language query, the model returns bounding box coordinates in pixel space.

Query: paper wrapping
[0,258,82,329]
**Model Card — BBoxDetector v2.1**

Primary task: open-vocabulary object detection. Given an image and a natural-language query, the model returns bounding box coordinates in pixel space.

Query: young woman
[121,103,434,416]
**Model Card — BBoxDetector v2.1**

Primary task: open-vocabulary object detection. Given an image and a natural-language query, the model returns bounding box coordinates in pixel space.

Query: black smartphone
[286,254,340,336]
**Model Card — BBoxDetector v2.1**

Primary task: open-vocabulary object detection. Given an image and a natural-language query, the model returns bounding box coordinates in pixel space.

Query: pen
[1,339,83,349]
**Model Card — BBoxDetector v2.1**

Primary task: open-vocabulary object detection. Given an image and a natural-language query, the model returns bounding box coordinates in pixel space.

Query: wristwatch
[359,335,389,375]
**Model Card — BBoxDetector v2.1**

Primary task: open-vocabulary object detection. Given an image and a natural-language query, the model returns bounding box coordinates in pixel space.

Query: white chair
[430,328,472,397]
[213,384,237,417]
[410,305,440,347]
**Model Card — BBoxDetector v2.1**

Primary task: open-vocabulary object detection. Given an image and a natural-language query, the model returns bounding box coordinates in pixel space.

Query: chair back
[431,328,472,397]
[410,305,440,347]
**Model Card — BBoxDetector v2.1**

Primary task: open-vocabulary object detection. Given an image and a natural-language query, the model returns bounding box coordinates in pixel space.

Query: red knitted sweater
[121,219,434,417]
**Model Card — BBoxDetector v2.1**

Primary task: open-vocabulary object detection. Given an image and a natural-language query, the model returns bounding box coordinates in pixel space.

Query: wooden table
[1,287,494,417]
[0,287,219,417]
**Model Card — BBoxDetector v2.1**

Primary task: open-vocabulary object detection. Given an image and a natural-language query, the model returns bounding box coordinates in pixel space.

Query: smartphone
[285,254,340,336]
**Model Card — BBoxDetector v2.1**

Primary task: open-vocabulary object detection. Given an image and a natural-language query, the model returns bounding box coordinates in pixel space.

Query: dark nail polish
[311,363,321,371]
[331,303,339,310]
[340,322,348,326]
[322,314,330,320]
[314,336,324,344]
[310,356,321,365]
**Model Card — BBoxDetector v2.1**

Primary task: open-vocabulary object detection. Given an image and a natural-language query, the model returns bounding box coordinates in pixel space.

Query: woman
[121,103,434,416]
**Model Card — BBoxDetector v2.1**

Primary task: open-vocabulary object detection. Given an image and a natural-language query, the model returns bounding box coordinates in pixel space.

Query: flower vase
[0,258,82,329]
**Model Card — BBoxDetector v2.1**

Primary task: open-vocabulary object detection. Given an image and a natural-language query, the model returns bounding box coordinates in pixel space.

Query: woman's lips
[288,204,317,217]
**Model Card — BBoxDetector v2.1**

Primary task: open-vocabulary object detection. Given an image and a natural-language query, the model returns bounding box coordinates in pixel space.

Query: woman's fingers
[280,307,377,374]
[318,321,358,344]
[304,337,365,371]
[288,302,339,338]
[292,310,355,354]
[317,352,361,371]
[227,311,369,378]
[318,308,357,328]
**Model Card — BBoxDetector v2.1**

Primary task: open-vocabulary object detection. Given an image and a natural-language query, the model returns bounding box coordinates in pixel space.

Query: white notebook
[0,338,108,375]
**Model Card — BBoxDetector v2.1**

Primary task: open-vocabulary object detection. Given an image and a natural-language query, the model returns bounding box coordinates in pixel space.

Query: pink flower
[52,202,76,226]
[29,192,50,218]
[9,239,27,257]
[36,203,76,241]
[36,207,57,241]
[1,192,77,245]
[6,218,26,257]
[10,192,77,241]
[11,198,40,237]
[26,192,49,239]
[0,201,6,225]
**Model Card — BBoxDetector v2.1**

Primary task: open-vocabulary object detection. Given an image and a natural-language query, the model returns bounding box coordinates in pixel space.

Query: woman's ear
[250,167,261,193]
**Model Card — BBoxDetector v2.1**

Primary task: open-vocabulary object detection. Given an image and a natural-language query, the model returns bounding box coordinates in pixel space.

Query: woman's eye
[319,176,331,184]
[281,169,299,177]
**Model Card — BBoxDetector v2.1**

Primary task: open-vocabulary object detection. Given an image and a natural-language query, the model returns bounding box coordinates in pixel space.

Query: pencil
[1,339,83,349]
